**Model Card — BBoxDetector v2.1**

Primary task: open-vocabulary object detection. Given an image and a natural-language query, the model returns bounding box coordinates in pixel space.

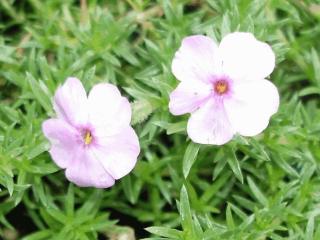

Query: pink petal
[92,127,140,180]
[65,148,115,188]
[169,81,211,115]
[224,79,279,136]
[172,35,222,84]
[88,83,131,136]
[219,32,275,81]
[54,77,88,126]
[42,119,78,168]
[187,99,234,145]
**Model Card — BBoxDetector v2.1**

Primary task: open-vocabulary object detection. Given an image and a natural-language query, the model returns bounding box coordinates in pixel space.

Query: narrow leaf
[180,185,195,237]
[145,227,182,239]
[226,148,243,183]
[247,177,268,206]
[183,142,200,178]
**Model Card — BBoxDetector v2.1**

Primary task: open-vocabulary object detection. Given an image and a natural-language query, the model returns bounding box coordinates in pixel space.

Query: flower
[42,78,140,188]
[169,32,279,145]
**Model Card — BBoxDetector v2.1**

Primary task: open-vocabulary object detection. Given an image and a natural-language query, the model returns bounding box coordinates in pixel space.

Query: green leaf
[166,121,187,135]
[66,184,74,218]
[226,148,243,183]
[179,185,195,238]
[226,203,235,230]
[22,230,52,240]
[0,170,14,196]
[82,65,96,85]
[311,48,320,86]
[145,227,182,239]
[26,72,52,114]
[247,176,268,206]
[299,86,320,97]
[221,13,231,37]
[305,216,315,240]
[183,142,200,178]
[131,99,155,125]
[46,207,67,224]
[26,141,50,160]
[121,175,136,204]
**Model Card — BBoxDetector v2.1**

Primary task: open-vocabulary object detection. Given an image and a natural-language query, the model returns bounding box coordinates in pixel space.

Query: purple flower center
[213,79,229,95]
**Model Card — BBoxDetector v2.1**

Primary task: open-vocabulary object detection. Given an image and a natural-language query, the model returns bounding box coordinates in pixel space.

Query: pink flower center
[83,130,93,145]
[214,80,229,95]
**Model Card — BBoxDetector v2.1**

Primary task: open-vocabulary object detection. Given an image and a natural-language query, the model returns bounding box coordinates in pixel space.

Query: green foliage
[0,0,320,239]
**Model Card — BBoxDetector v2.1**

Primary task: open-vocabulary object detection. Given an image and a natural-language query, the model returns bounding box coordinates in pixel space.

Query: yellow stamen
[84,131,92,145]
[215,81,228,94]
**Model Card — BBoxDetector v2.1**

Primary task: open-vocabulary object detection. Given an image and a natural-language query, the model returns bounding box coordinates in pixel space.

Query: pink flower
[42,78,140,188]
[169,32,279,145]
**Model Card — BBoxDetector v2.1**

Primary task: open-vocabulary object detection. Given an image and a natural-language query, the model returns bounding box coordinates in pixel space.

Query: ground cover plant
[1,0,320,239]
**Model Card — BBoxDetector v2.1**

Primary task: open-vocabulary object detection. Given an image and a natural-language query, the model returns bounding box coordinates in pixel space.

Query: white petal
[65,148,115,188]
[172,35,222,84]
[224,79,279,136]
[169,81,211,115]
[92,127,140,180]
[219,32,275,81]
[88,83,131,136]
[42,118,78,169]
[187,99,234,145]
[54,77,88,126]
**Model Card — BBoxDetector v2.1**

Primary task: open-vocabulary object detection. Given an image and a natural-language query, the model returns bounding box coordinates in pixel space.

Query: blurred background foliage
[0,0,320,239]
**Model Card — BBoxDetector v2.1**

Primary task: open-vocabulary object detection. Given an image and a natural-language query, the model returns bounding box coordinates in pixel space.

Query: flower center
[214,80,228,95]
[84,131,93,145]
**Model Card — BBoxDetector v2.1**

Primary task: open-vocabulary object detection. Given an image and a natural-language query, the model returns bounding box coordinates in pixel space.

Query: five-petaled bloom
[42,78,140,188]
[169,32,280,145]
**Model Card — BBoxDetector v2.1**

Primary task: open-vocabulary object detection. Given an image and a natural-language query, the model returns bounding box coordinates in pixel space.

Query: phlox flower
[169,32,280,145]
[42,78,140,188]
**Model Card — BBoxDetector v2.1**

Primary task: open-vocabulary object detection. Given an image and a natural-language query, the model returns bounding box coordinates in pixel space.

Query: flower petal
[42,119,78,168]
[92,127,140,180]
[219,32,275,81]
[224,79,279,136]
[88,83,131,136]
[187,99,234,145]
[172,35,222,84]
[65,148,115,188]
[54,77,88,126]
[169,81,211,115]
